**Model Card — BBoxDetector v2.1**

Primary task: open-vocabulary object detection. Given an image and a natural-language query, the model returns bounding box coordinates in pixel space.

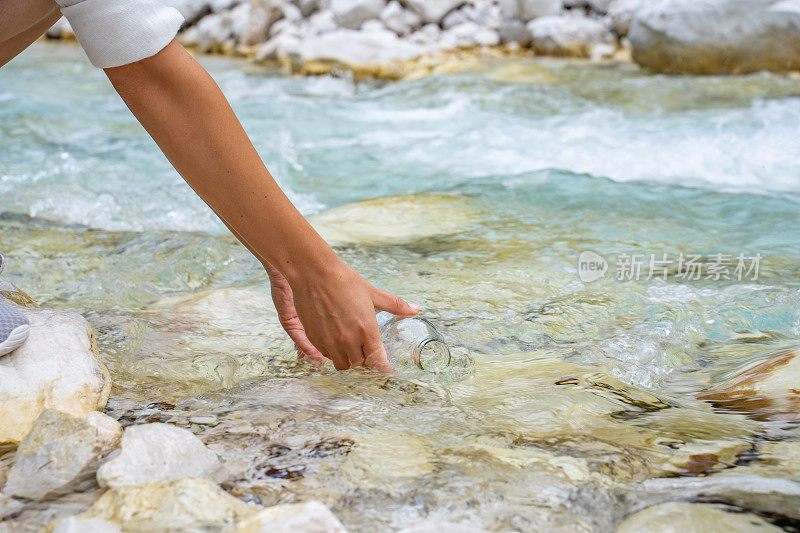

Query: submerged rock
[697,345,800,421]
[234,501,347,532]
[616,502,782,533]
[528,14,615,57]
[309,193,478,246]
[4,410,121,501]
[56,478,254,532]
[96,423,227,489]
[629,0,800,74]
[0,308,111,446]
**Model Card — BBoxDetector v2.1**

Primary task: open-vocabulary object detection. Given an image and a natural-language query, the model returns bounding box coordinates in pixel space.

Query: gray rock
[498,19,532,45]
[96,423,227,489]
[331,0,384,29]
[165,0,213,25]
[586,0,612,14]
[0,308,111,447]
[405,0,464,24]
[297,0,320,17]
[380,1,423,36]
[3,410,122,501]
[234,501,347,532]
[629,0,800,74]
[527,14,614,56]
[245,0,286,45]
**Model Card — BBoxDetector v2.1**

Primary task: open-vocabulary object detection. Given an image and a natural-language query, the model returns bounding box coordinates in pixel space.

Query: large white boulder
[629,0,800,74]
[178,2,251,52]
[96,423,227,489]
[234,501,347,532]
[52,517,122,533]
[527,14,614,56]
[245,0,286,44]
[0,308,111,446]
[4,410,121,500]
[331,0,384,29]
[405,0,464,24]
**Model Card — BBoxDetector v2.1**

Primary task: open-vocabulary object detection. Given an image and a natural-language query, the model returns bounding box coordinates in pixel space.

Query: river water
[2,42,800,531]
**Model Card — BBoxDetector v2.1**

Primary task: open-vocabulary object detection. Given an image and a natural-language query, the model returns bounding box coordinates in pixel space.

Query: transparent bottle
[377,311,452,373]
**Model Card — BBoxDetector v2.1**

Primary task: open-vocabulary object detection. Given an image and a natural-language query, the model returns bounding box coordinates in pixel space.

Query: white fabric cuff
[56,0,185,68]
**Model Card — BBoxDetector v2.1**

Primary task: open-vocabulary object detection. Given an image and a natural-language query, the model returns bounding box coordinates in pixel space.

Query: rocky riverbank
[43,0,800,79]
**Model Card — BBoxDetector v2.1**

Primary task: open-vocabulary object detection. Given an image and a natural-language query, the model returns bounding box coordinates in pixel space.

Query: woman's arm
[0,0,60,68]
[104,40,419,371]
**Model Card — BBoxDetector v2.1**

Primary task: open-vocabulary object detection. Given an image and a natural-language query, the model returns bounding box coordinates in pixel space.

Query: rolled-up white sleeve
[55,0,184,69]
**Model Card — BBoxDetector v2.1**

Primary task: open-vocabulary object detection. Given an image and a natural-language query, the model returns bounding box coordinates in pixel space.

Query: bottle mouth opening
[414,338,451,371]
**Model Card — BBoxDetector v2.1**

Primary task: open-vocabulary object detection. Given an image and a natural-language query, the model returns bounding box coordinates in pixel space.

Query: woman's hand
[264,263,327,365]
[286,259,420,371]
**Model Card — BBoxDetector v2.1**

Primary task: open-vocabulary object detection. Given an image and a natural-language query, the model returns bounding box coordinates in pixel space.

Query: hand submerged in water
[265,261,419,371]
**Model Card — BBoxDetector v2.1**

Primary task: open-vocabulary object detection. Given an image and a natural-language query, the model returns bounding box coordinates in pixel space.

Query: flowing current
[2,42,800,531]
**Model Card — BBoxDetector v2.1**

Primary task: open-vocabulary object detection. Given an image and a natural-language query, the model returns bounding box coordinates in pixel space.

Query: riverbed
[2,42,800,531]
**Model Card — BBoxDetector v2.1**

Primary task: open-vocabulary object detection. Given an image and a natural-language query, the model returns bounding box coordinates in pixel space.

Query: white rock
[527,14,614,56]
[298,0,320,17]
[500,0,562,21]
[630,0,800,74]
[330,0,384,29]
[255,31,303,60]
[58,478,254,532]
[4,410,122,500]
[179,3,251,51]
[607,0,647,35]
[0,308,111,446]
[307,9,338,34]
[294,28,428,65]
[445,22,500,47]
[442,8,470,30]
[234,501,347,532]
[52,517,122,533]
[283,2,303,21]
[380,1,423,36]
[96,423,227,489]
[405,0,464,24]
[617,502,783,533]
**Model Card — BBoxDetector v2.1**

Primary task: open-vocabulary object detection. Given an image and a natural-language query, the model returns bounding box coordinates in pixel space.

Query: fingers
[362,326,393,373]
[371,288,421,316]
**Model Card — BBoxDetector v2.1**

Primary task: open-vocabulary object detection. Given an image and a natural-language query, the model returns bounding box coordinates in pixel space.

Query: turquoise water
[2,42,800,531]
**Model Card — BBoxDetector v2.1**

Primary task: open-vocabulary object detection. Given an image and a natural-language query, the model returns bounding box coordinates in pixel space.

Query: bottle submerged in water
[377,311,474,378]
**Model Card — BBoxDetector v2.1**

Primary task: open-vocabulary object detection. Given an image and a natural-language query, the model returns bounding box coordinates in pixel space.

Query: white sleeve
[55,0,184,69]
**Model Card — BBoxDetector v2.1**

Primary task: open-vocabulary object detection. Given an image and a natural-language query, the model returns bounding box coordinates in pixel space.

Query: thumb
[371,288,421,316]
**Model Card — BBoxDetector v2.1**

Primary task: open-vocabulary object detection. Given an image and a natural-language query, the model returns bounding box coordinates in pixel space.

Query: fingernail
[409,303,422,311]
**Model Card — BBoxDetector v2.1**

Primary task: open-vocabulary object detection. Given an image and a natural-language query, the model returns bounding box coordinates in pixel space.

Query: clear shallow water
[2,42,800,531]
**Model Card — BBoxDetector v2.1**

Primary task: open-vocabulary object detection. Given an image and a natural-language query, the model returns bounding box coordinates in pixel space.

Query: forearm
[0,4,61,68]
[104,40,337,282]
